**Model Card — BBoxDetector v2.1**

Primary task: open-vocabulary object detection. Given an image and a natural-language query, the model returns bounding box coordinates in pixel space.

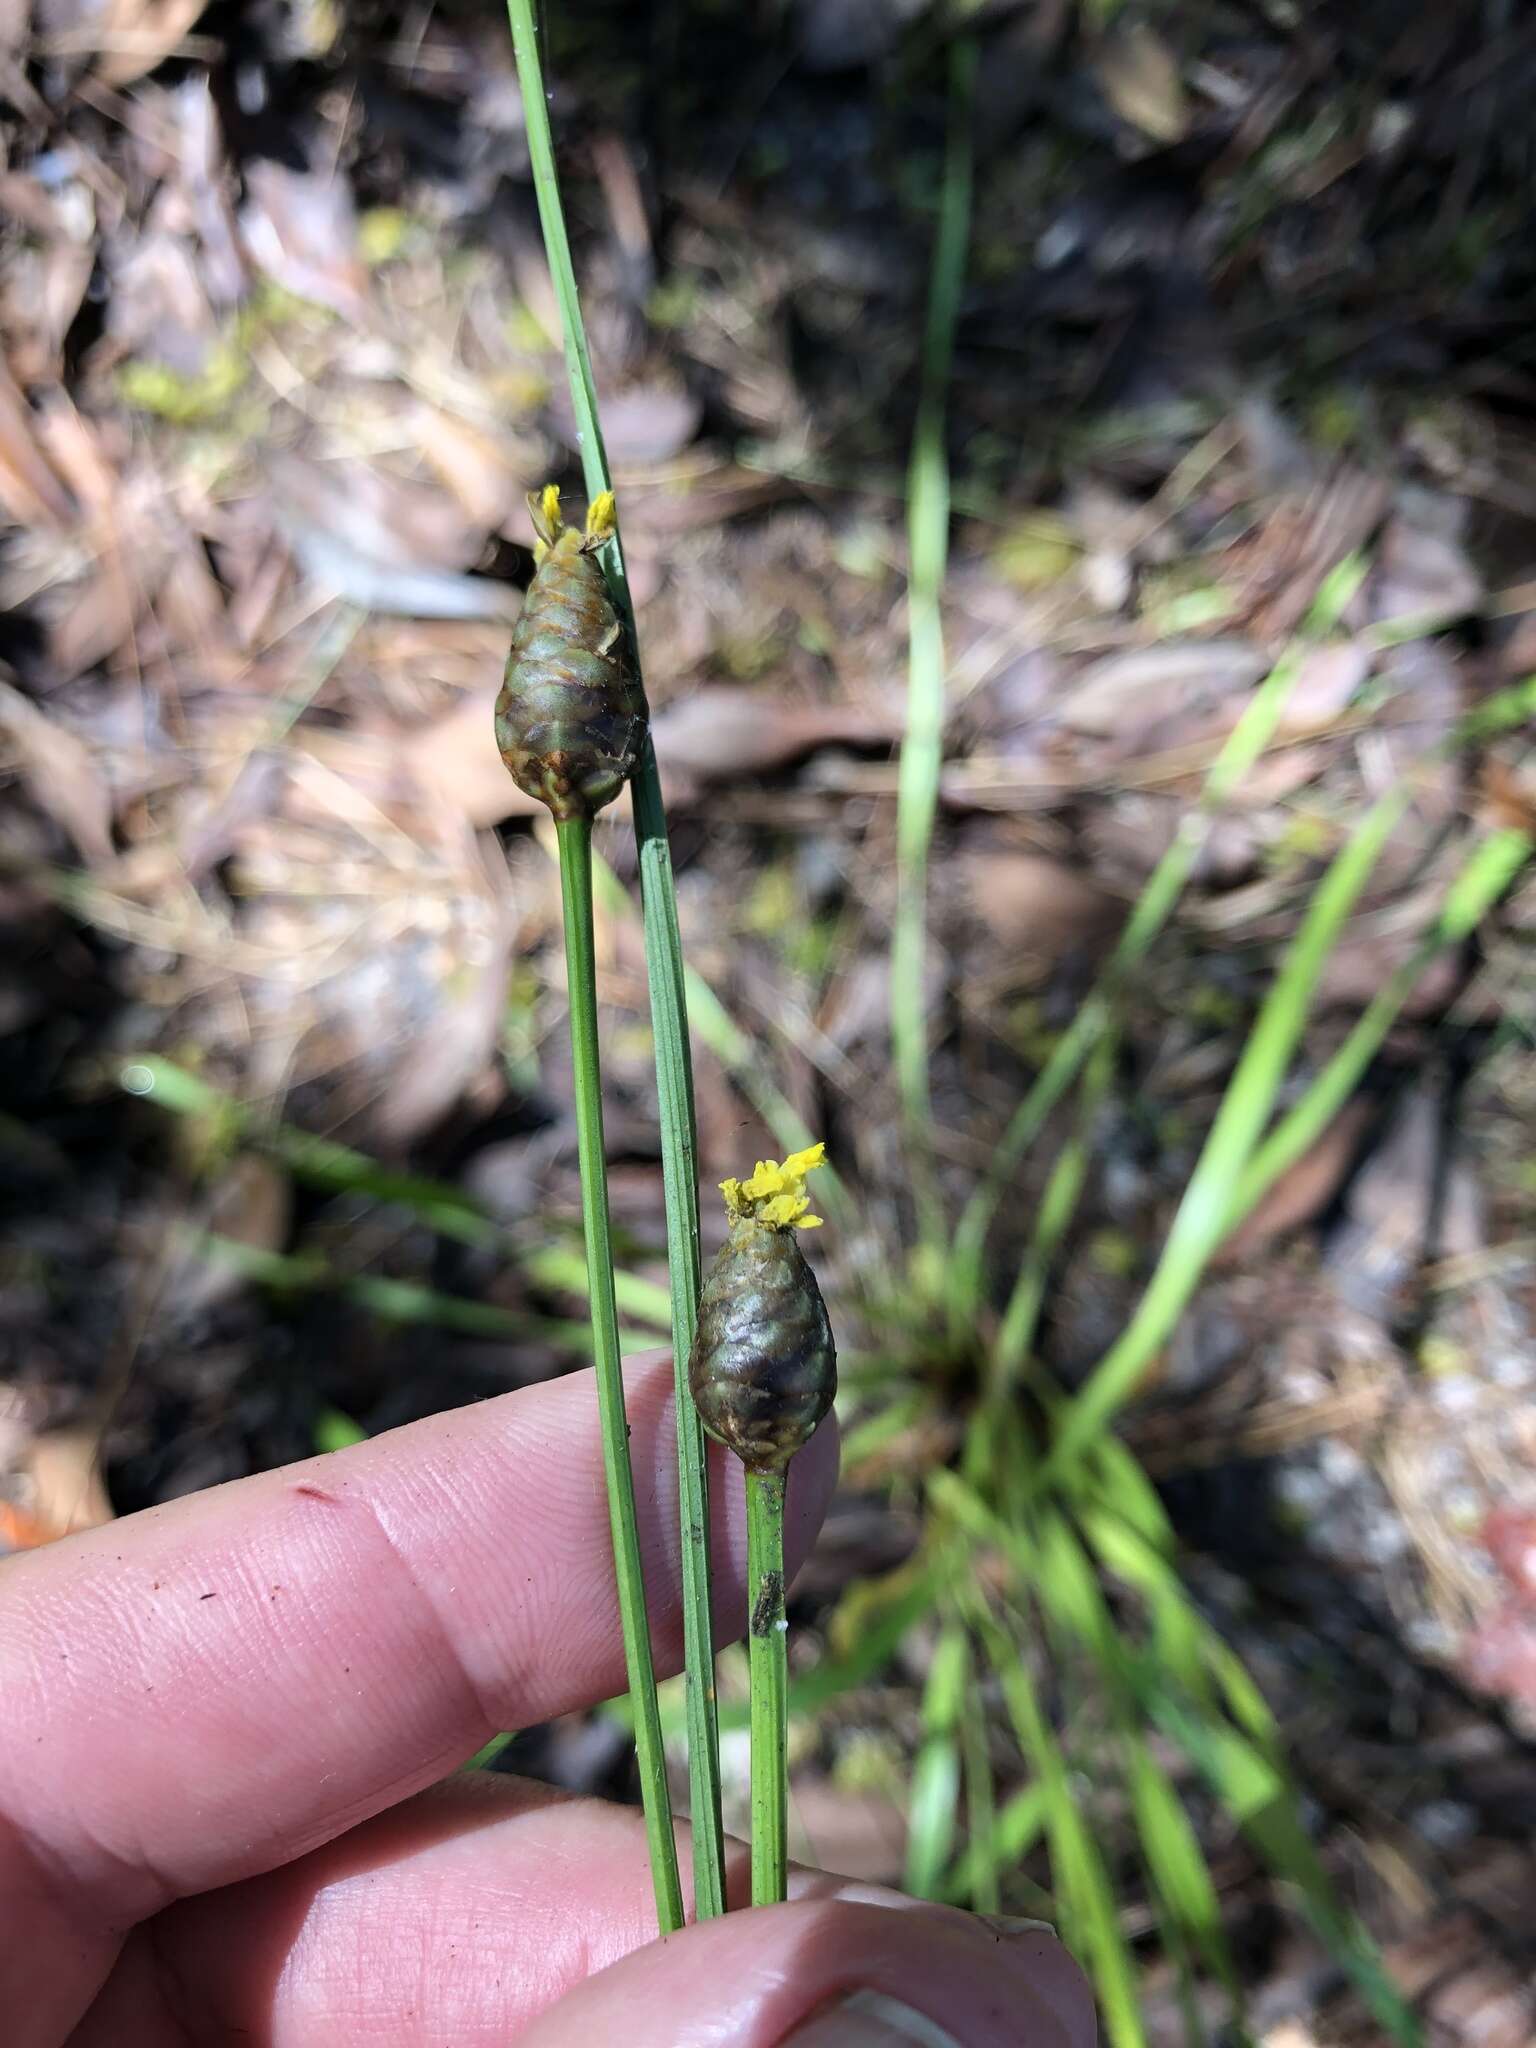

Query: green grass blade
[1224,826,1532,1240]
[120,1056,494,1244]
[941,1782,1049,1908]
[892,37,975,1248]
[1153,1700,1419,2044]
[1044,773,1411,1475]
[505,0,725,1916]
[948,555,1367,1327]
[959,1685,1001,1914]
[905,1622,970,1898]
[972,1602,1147,2048]
[1124,1732,1245,2034]
[524,1245,675,1332]
[992,1023,1118,1396]
[555,817,683,1931]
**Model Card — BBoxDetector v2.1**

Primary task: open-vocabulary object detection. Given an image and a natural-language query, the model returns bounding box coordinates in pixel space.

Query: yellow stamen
[720,1140,826,1230]
[585,489,617,541]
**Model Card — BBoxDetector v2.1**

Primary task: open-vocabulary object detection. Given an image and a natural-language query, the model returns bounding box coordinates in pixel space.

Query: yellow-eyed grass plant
[494,480,683,1930]
[503,0,725,1922]
[689,1145,837,1904]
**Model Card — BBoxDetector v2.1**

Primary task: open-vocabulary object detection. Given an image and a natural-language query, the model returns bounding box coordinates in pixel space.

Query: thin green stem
[746,1465,789,1906]
[555,816,684,1934]
[631,753,725,1917]
[507,0,725,1917]
[892,38,975,1252]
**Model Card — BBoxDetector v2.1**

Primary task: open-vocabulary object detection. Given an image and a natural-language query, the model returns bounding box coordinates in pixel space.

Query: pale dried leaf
[414,405,526,532]
[1064,640,1267,740]
[0,678,114,864]
[241,160,369,322]
[1373,508,1482,627]
[287,523,519,620]
[95,0,211,85]
[1096,22,1189,144]
[960,851,1119,968]
[0,355,73,526]
[410,689,539,828]
[269,453,485,573]
[590,377,702,467]
[25,1427,114,1536]
[650,686,901,782]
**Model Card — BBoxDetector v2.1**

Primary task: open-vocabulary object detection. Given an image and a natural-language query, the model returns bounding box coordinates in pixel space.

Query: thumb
[522,1893,1095,2048]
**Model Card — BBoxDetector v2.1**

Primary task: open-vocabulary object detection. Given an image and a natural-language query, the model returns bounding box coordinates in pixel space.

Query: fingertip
[523,1896,1095,2048]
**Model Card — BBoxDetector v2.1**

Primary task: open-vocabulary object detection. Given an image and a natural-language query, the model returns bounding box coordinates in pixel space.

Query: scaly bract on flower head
[496,481,647,820]
[690,1140,836,1473]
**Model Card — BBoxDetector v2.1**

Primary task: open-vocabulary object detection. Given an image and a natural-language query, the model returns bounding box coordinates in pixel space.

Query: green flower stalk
[689,1143,837,1904]
[498,483,682,1932]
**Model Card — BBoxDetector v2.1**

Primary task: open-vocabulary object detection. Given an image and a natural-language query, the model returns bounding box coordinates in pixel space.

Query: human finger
[1,1353,836,2045]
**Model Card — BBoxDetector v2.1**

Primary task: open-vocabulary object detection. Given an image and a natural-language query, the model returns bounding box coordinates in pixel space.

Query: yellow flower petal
[719,1141,828,1230]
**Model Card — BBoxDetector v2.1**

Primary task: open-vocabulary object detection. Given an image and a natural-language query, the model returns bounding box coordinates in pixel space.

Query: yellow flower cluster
[720,1141,827,1231]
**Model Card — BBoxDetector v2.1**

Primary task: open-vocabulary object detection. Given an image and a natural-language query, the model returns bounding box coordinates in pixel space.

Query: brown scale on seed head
[688,1145,837,1476]
[495,486,648,821]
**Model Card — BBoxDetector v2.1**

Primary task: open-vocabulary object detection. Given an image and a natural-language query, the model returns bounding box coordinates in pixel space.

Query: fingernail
[827,1881,928,1912]
[782,1989,964,2047]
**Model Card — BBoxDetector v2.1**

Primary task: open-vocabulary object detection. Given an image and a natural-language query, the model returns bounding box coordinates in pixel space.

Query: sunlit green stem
[892,38,975,1251]
[746,1465,789,1905]
[508,0,725,1919]
[555,816,684,1933]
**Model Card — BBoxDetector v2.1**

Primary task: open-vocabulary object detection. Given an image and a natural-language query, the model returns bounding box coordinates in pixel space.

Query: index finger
[0,1352,835,1925]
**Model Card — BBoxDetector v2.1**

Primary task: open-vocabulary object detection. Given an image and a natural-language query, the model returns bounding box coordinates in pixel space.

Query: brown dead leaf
[651,686,902,783]
[585,376,702,467]
[788,1778,906,1884]
[960,851,1120,975]
[373,834,516,1146]
[1064,640,1268,743]
[269,453,486,574]
[1216,1099,1372,1265]
[414,405,527,533]
[410,691,537,826]
[0,678,115,864]
[0,355,73,526]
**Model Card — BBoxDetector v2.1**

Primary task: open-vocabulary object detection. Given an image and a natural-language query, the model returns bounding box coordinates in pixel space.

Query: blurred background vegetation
[3,1,1536,2039]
